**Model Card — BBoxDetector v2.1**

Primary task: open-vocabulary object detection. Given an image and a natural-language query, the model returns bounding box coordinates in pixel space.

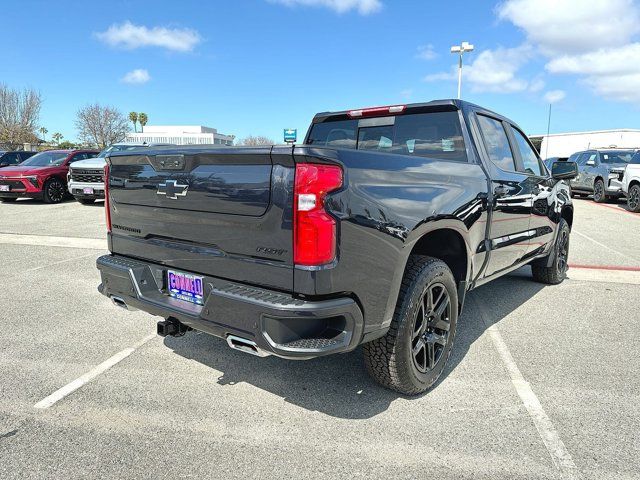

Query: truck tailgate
[107,146,295,292]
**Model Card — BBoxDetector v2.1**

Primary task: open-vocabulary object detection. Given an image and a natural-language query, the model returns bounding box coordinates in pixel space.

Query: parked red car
[0,149,98,203]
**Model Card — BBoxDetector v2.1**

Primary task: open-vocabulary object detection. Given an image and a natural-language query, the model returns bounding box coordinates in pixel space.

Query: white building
[534,129,640,158]
[126,125,235,146]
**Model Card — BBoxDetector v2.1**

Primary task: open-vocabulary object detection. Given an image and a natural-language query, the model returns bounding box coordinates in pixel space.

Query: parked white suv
[622,151,640,212]
[68,143,172,204]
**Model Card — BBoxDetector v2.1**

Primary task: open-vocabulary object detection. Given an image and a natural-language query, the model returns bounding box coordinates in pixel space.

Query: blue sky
[2,0,640,143]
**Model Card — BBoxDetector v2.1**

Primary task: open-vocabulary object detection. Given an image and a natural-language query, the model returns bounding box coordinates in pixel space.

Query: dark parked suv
[97,99,577,394]
[568,149,635,202]
[0,151,36,168]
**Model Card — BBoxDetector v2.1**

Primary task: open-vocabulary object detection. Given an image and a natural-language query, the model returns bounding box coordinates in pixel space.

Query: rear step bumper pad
[96,254,364,359]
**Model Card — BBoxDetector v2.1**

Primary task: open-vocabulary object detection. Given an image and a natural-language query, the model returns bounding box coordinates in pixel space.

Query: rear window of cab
[307,111,467,162]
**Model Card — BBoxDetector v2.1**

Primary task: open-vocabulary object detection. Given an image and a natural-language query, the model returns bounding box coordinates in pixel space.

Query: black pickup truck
[97,100,578,395]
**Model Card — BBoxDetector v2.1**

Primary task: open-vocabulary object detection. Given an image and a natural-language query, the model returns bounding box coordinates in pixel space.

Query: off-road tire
[532,218,570,285]
[363,256,458,395]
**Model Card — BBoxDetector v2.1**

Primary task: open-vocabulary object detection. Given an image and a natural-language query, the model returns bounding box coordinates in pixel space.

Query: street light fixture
[450,41,474,99]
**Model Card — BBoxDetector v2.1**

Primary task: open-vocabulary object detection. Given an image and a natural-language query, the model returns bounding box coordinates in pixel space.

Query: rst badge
[157,179,188,199]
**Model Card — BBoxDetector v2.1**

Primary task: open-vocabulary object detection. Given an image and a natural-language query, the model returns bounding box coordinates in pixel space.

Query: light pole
[450,41,474,99]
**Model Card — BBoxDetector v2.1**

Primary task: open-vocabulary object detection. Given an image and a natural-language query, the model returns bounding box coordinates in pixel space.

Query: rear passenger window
[357,125,394,152]
[307,120,357,149]
[477,115,516,172]
[574,153,587,165]
[307,111,468,162]
[388,112,467,161]
[512,128,543,176]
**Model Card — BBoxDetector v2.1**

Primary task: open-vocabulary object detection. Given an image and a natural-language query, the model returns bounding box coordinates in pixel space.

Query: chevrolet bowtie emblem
[157,180,189,199]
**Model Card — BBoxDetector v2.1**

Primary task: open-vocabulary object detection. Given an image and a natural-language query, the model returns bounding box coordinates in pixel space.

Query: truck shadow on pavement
[164,267,545,419]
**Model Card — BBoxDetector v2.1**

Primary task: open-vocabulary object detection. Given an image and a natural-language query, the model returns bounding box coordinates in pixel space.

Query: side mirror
[552,161,578,180]
[586,159,596,166]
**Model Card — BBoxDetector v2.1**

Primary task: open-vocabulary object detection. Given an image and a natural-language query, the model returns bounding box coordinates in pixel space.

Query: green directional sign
[284,129,297,144]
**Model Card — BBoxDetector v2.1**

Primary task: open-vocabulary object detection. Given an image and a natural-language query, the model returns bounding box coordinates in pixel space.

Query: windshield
[98,145,144,158]
[600,150,634,164]
[20,151,69,167]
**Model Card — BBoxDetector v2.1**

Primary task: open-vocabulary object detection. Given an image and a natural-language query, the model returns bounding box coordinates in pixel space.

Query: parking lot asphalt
[1,197,638,479]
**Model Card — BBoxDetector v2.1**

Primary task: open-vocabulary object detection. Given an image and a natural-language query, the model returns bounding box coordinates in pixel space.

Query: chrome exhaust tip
[226,335,270,357]
[110,295,137,311]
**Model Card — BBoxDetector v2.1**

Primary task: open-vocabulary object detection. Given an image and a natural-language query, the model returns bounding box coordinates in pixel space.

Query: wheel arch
[406,228,470,289]
[561,205,574,229]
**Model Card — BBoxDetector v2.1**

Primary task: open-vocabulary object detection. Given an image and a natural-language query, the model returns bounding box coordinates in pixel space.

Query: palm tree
[129,112,138,133]
[138,112,148,133]
[39,127,48,143]
[51,132,63,145]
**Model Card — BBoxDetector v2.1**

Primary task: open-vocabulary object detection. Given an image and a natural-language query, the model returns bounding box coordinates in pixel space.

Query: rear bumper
[96,254,364,359]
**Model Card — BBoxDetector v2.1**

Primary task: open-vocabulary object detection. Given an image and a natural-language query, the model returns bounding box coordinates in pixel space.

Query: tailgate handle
[153,155,185,171]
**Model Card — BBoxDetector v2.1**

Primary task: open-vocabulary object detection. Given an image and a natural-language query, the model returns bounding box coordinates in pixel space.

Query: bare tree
[0,84,42,149]
[75,103,130,148]
[237,135,274,146]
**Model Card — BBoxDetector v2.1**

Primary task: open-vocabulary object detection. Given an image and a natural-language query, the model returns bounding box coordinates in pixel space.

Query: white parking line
[21,252,98,273]
[568,267,640,285]
[572,229,640,263]
[34,332,156,409]
[0,233,106,250]
[471,297,581,479]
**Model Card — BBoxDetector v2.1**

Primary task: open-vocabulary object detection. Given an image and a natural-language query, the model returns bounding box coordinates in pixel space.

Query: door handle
[494,185,510,197]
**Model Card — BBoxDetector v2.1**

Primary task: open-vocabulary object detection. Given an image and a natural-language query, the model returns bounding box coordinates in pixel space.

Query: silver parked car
[68,143,173,204]
[568,149,635,203]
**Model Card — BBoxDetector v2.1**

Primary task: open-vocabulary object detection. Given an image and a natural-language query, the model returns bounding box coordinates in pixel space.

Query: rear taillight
[294,164,343,266]
[104,163,111,233]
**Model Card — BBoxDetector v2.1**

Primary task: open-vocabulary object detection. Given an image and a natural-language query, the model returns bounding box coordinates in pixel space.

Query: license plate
[167,270,204,305]
[83,187,94,194]
[0,185,9,192]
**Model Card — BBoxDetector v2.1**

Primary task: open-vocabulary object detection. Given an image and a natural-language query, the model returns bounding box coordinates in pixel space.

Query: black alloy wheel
[531,218,570,285]
[363,256,458,395]
[593,179,606,203]
[556,227,569,276]
[411,283,451,374]
[628,184,640,212]
[43,178,66,204]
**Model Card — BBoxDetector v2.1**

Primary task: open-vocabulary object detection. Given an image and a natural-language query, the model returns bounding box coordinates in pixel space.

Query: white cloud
[423,71,456,82]
[96,22,201,52]
[546,44,640,76]
[585,74,640,103]
[424,45,540,94]
[543,90,566,104]
[269,0,382,15]
[497,0,640,104]
[529,77,545,93]
[399,89,413,99]
[122,69,151,85]
[497,0,640,54]
[416,44,437,61]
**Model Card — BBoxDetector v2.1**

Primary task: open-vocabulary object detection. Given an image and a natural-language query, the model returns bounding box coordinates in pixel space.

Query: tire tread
[363,255,457,395]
